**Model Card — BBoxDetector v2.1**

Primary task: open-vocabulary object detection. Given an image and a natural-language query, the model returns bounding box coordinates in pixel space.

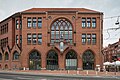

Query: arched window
[29,51,41,70]
[13,51,19,60]
[46,50,58,70]
[51,18,73,43]
[65,50,77,70]
[5,52,9,60]
[83,50,94,70]
[0,53,2,60]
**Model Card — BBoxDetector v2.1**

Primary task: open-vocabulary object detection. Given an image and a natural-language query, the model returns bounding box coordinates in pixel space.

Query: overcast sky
[0,0,120,47]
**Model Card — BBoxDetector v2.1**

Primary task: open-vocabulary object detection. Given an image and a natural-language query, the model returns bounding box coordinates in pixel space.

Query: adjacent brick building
[102,38,120,62]
[0,8,103,70]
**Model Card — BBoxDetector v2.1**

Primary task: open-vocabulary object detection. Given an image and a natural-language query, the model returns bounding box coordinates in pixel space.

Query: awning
[103,62,110,66]
[115,61,120,66]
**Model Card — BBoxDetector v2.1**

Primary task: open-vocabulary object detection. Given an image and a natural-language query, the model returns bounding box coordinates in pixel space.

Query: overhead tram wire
[103,15,120,19]
[102,15,120,40]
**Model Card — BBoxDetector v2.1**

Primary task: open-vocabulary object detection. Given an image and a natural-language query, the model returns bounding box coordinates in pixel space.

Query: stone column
[77,54,82,70]
[58,53,65,70]
[41,54,46,70]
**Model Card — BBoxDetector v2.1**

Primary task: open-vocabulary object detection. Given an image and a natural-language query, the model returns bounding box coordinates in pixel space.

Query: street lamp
[115,17,119,25]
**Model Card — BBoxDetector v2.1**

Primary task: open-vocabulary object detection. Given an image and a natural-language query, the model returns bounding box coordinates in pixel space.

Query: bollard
[67,70,69,74]
[23,67,25,70]
[96,71,98,75]
[60,70,61,73]
[77,70,79,74]
[105,71,107,75]
[86,70,88,75]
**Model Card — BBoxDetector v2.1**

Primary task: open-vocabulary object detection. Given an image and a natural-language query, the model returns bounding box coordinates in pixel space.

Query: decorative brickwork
[0,8,103,70]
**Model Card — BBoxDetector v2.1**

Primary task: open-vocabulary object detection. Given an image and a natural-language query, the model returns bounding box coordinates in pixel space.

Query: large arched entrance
[65,50,77,70]
[82,50,94,70]
[46,50,58,70]
[29,51,41,70]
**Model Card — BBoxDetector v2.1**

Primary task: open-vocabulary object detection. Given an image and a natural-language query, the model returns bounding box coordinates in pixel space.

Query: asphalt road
[0,72,120,80]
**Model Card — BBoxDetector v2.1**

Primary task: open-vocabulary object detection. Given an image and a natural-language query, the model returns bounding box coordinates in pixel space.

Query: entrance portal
[65,51,77,70]
[83,50,94,70]
[29,51,41,70]
[46,50,58,70]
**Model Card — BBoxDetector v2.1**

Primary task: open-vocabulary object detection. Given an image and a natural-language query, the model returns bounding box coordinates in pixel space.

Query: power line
[103,15,120,19]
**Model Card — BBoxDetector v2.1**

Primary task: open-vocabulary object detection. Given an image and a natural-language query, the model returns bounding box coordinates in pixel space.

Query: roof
[22,8,102,13]
[0,8,103,23]
[0,12,21,24]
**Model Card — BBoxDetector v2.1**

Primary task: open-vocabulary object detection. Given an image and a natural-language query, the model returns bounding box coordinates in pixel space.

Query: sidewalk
[0,70,120,77]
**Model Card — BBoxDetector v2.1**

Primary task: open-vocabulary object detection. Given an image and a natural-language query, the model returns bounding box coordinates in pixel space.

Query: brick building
[0,8,103,70]
[102,38,120,62]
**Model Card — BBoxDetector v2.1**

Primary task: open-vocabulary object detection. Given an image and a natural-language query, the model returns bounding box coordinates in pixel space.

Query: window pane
[92,18,96,28]
[65,25,68,30]
[56,25,59,30]
[27,18,32,28]
[27,34,31,44]
[60,26,63,30]
[20,35,22,44]
[33,18,36,28]
[82,18,86,28]
[65,31,69,40]
[82,34,86,44]
[38,34,42,44]
[87,34,91,44]
[51,39,55,44]
[55,39,59,43]
[92,34,96,44]
[16,20,19,29]
[69,31,72,39]
[60,31,64,39]
[13,52,19,60]
[69,25,72,30]
[32,34,37,44]
[56,31,59,39]
[20,20,22,29]
[16,35,18,44]
[51,31,55,39]
[87,18,91,28]
[51,26,55,30]
[38,17,42,28]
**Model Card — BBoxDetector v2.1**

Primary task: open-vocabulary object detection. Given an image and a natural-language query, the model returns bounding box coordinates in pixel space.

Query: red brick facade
[102,39,120,62]
[0,8,103,70]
